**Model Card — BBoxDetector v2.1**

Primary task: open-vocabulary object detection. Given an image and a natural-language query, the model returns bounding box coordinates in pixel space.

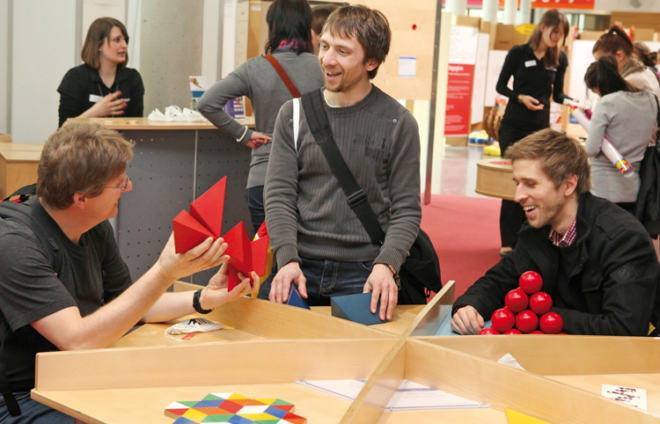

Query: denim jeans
[257,256,374,306]
[0,391,74,423]
[246,186,265,235]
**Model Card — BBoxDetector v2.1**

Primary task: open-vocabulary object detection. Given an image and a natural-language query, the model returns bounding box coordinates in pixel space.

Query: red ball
[504,329,522,335]
[558,332,567,335]
[479,326,500,335]
[505,288,529,313]
[491,308,515,332]
[539,312,563,334]
[515,310,539,333]
[530,330,544,334]
[519,271,543,294]
[529,292,553,315]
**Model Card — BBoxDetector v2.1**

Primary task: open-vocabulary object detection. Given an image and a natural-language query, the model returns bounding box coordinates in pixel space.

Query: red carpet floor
[421,194,503,299]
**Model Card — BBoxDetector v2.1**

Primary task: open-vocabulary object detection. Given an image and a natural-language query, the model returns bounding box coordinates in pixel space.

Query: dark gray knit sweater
[197,50,324,188]
[264,86,421,271]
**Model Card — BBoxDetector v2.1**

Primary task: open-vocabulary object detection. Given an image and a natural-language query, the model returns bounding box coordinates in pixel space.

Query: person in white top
[592,26,660,97]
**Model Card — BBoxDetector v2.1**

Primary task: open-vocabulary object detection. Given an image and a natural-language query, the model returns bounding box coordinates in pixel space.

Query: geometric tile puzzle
[165,392,307,424]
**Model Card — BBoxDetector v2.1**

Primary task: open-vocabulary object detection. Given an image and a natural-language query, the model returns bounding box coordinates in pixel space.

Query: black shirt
[496,43,570,126]
[0,197,132,390]
[57,63,145,128]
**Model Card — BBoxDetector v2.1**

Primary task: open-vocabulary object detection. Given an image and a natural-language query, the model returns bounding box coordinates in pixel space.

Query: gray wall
[0,0,8,135]
[140,0,204,114]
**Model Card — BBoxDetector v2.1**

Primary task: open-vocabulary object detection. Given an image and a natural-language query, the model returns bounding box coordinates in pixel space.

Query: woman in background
[198,0,323,233]
[583,56,657,214]
[633,42,659,75]
[592,26,660,97]
[494,9,571,255]
[58,17,144,128]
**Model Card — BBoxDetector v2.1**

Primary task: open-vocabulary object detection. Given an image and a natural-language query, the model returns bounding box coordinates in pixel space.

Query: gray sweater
[197,51,324,188]
[264,86,421,271]
[585,90,657,203]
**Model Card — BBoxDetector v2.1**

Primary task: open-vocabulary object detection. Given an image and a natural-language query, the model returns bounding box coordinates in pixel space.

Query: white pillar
[447,0,467,17]
[517,0,532,25]
[482,0,498,23]
[504,0,516,25]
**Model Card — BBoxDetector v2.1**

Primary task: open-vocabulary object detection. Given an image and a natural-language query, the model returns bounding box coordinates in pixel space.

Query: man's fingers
[378,288,389,321]
[451,315,468,335]
[297,275,308,299]
[386,284,397,321]
[369,285,381,314]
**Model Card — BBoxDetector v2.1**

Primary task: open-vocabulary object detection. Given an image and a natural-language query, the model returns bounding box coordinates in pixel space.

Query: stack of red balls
[479,271,565,335]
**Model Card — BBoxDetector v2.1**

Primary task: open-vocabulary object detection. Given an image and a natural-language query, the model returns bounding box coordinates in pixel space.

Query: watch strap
[193,289,213,314]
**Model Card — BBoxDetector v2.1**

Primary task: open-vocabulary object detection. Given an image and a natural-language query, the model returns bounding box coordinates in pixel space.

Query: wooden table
[33,280,660,423]
[475,159,516,200]
[0,143,43,198]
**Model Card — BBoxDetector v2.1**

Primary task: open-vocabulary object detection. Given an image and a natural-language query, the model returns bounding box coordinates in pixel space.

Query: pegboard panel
[116,130,196,282]
[192,130,252,285]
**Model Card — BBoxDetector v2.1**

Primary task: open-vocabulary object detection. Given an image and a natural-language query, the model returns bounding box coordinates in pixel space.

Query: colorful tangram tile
[172,177,269,291]
[165,393,307,424]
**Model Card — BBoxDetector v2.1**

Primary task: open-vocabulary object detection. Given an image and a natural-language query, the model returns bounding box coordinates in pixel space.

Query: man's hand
[450,306,485,335]
[200,263,258,309]
[156,234,229,283]
[519,95,544,111]
[363,263,398,321]
[269,261,306,303]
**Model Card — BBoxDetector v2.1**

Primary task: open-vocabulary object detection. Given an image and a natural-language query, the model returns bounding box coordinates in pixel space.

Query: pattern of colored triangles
[165,393,306,424]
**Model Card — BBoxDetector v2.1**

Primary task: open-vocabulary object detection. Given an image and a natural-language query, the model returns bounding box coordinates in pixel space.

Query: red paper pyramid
[172,177,269,291]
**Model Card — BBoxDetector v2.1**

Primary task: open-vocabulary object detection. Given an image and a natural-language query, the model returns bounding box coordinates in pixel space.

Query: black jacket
[454,193,660,336]
[57,63,145,128]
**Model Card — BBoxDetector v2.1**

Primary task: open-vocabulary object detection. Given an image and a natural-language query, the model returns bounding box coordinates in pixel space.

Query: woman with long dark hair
[198,0,324,233]
[58,17,144,128]
[494,9,571,255]
[583,56,657,213]
[593,26,660,97]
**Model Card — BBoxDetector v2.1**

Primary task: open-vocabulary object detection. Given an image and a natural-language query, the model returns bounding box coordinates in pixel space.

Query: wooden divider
[403,338,660,423]
[418,335,660,376]
[408,281,455,337]
[35,338,396,393]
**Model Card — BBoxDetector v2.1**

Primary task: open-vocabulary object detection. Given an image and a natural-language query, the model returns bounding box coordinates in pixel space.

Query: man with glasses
[0,123,256,423]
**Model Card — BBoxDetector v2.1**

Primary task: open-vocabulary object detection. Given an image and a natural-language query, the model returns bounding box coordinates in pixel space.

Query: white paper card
[398,56,416,78]
[89,94,103,103]
[601,384,647,410]
[296,380,488,411]
[525,60,536,67]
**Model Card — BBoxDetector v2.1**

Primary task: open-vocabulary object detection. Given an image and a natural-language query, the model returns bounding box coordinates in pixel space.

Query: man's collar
[519,193,592,244]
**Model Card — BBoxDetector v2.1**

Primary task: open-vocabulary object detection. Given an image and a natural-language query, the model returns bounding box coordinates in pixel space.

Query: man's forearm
[141,291,196,323]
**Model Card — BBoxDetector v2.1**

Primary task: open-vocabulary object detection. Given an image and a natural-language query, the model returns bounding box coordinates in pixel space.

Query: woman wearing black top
[495,9,571,255]
[57,17,144,128]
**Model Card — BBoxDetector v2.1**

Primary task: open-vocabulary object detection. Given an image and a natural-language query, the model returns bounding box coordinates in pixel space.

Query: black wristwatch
[193,289,213,314]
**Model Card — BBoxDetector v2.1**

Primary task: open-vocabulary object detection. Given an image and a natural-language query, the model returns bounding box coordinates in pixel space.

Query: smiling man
[451,129,660,336]
[0,123,256,423]
[261,5,421,321]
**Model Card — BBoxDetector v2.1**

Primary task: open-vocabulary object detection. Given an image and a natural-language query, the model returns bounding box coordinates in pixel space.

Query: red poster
[531,0,594,9]
[445,64,475,137]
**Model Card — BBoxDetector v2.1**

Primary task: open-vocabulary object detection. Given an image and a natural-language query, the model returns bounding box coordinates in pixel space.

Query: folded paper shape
[172,177,270,291]
[331,293,386,325]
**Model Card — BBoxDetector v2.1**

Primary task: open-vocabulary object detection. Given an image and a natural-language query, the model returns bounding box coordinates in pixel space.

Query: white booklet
[601,384,647,410]
[296,379,488,411]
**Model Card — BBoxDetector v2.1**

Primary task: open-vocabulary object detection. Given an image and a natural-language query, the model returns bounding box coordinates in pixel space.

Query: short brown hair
[81,17,130,70]
[324,5,391,79]
[37,123,134,210]
[505,129,591,196]
[312,4,338,35]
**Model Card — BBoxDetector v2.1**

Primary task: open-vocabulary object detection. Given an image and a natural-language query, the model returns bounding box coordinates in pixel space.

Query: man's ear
[365,59,378,73]
[73,193,87,210]
[563,174,578,197]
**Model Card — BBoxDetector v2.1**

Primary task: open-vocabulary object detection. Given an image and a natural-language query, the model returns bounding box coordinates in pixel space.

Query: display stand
[475,159,516,200]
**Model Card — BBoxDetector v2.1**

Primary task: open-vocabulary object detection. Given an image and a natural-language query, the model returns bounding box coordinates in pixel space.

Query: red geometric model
[172,177,269,291]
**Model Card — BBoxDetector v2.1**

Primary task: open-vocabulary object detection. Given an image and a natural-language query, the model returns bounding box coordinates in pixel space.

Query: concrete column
[482,0,498,23]
[504,0,516,25]
[140,0,203,113]
[446,0,467,17]
[517,0,532,25]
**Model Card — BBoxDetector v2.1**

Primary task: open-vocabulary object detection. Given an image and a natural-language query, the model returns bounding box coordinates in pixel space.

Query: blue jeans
[246,186,265,235]
[0,391,74,423]
[257,256,373,306]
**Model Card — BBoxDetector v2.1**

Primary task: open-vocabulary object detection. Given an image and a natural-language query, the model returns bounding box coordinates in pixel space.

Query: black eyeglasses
[106,175,131,192]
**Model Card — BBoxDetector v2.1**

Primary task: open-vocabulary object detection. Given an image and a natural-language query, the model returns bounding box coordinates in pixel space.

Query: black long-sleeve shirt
[496,43,569,126]
[57,63,145,128]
